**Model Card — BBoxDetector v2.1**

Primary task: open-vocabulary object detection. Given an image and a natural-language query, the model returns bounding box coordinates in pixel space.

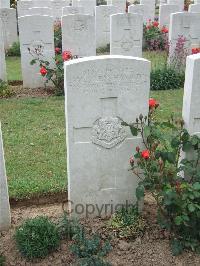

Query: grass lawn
[6,56,22,81]
[1,53,184,199]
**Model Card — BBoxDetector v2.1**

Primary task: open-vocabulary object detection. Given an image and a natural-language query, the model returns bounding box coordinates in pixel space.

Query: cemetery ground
[1,51,200,265]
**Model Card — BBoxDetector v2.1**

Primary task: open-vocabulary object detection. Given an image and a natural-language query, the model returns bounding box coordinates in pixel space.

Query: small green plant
[150,67,185,90]
[54,21,62,49]
[6,41,21,57]
[15,216,60,260]
[108,206,146,239]
[71,223,111,265]
[0,254,5,266]
[58,212,80,240]
[0,80,13,98]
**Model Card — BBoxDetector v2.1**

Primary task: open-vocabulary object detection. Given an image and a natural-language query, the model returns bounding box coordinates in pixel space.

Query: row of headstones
[1,51,200,229]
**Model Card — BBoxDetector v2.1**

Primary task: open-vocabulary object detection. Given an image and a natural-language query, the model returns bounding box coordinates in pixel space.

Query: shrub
[108,206,146,239]
[6,41,21,57]
[15,216,60,260]
[96,44,110,54]
[58,212,80,240]
[0,80,13,98]
[0,254,5,266]
[150,67,185,90]
[123,99,200,255]
[143,20,168,51]
[71,223,111,265]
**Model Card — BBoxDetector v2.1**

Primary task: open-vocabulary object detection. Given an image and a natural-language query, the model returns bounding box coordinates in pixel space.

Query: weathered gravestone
[110,13,143,57]
[0,19,6,81]
[62,14,96,57]
[18,15,55,88]
[140,0,155,21]
[169,12,200,61]
[95,5,118,49]
[168,0,184,11]
[107,0,126,13]
[0,8,18,50]
[64,55,150,217]
[72,0,96,16]
[62,6,84,15]
[17,1,33,17]
[128,4,150,25]
[182,54,200,136]
[189,4,200,13]
[0,123,11,231]
[159,4,179,29]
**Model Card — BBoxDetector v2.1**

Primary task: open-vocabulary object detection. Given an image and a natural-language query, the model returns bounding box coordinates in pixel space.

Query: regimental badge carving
[91,117,127,149]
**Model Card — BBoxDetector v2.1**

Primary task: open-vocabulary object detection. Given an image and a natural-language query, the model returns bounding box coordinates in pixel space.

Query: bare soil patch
[1,197,200,266]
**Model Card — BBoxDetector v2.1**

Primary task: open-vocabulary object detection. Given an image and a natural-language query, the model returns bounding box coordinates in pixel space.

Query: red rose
[149,98,159,109]
[161,26,168,34]
[40,67,47,76]
[62,51,72,61]
[55,47,61,54]
[153,21,159,27]
[146,25,151,30]
[141,150,150,160]
[192,48,200,54]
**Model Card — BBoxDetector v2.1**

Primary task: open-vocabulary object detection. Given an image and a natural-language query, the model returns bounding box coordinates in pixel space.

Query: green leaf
[144,126,151,138]
[193,182,200,190]
[175,216,183,226]
[171,239,183,256]
[136,185,144,200]
[130,126,138,136]
[30,59,36,65]
[167,152,176,164]
[188,203,195,212]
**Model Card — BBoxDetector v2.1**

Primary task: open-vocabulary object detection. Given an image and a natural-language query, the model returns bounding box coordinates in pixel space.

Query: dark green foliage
[108,206,146,239]
[77,256,111,266]
[6,42,21,57]
[0,80,12,98]
[71,224,111,263]
[0,254,5,266]
[96,44,110,54]
[15,216,60,260]
[58,213,80,240]
[150,67,185,90]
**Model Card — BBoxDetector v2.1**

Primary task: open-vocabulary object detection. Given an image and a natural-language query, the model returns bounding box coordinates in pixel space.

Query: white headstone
[18,15,55,88]
[0,123,11,231]
[32,0,51,7]
[51,0,71,20]
[189,4,200,13]
[26,7,53,16]
[62,6,84,15]
[0,19,6,81]
[169,12,200,59]
[64,55,150,217]
[140,0,155,21]
[95,5,118,48]
[62,14,96,57]
[0,0,9,8]
[110,13,143,57]
[72,0,96,15]
[0,8,18,50]
[107,0,126,13]
[183,54,200,136]
[167,0,184,11]
[128,4,151,24]
[159,4,179,28]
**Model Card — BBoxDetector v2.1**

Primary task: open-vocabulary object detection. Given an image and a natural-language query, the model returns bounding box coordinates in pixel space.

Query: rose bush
[123,99,200,255]
[143,20,168,51]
